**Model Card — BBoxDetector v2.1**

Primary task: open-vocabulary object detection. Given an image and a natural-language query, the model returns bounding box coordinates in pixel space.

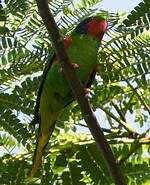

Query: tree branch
[112,100,126,123]
[121,74,150,114]
[99,104,138,137]
[35,0,126,184]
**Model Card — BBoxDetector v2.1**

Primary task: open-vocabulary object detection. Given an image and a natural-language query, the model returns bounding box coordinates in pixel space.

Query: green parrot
[30,15,107,179]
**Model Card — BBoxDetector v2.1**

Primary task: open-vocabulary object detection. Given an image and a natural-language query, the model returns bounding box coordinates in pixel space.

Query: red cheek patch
[87,19,107,41]
[88,19,101,36]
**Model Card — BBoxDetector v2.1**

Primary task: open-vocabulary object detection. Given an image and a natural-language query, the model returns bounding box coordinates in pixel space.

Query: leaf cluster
[0,0,150,184]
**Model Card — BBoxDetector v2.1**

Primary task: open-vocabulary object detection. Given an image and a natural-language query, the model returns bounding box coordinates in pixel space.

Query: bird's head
[74,16,107,41]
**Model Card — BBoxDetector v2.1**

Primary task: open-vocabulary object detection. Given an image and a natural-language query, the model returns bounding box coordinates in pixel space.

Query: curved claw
[72,63,79,69]
[58,67,63,73]
[84,88,90,98]
[58,63,79,73]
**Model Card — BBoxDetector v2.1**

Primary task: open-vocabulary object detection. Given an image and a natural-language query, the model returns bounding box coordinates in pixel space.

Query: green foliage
[0,0,150,184]
[123,0,150,30]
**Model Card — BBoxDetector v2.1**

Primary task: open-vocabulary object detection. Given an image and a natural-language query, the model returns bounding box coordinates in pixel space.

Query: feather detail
[30,124,55,180]
[30,16,107,179]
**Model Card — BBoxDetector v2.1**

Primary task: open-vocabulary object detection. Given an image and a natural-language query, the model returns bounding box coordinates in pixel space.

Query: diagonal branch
[99,104,138,136]
[121,74,150,114]
[35,0,127,184]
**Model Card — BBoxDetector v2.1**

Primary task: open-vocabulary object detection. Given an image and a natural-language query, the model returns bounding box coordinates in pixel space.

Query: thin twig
[112,100,126,122]
[99,104,138,136]
[121,74,150,114]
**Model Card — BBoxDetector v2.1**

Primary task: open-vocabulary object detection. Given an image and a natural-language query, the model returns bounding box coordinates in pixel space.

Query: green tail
[30,124,55,180]
[30,108,60,180]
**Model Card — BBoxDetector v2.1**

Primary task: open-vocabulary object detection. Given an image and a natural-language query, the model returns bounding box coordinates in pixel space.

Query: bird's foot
[58,63,79,73]
[58,67,63,73]
[84,88,90,98]
[72,63,79,69]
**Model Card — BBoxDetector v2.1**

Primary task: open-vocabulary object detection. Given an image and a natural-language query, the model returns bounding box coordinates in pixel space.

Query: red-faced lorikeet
[30,15,107,179]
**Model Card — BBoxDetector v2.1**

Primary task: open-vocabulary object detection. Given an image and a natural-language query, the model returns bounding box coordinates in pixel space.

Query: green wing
[31,50,56,126]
